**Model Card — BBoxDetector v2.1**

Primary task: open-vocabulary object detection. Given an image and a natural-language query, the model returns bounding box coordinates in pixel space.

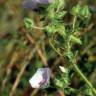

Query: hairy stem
[71,15,96,95]
[72,59,96,95]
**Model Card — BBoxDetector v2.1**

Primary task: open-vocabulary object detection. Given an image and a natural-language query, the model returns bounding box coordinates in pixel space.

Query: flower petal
[22,0,38,10]
[22,0,53,10]
[29,68,51,88]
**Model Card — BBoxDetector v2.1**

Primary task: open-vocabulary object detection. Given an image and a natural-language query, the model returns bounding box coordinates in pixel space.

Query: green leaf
[80,6,91,18]
[57,0,65,10]
[71,5,91,18]
[55,11,67,19]
[70,35,82,45]
[46,20,66,36]
[84,87,94,96]
[24,18,34,29]
[71,5,81,16]
[58,25,66,36]
[66,51,74,60]
[55,78,64,88]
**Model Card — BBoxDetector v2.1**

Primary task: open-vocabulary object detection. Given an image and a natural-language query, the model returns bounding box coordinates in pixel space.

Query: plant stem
[33,26,45,30]
[72,16,77,33]
[72,59,96,95]
[71,15,96,95]
[49,38,63,56]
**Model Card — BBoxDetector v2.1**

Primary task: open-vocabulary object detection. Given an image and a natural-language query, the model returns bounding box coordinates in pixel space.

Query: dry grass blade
[1,51,18,91]
[9,45,38,96]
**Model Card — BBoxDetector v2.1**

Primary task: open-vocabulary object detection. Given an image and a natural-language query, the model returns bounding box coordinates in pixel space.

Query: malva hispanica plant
[23,0,96,95]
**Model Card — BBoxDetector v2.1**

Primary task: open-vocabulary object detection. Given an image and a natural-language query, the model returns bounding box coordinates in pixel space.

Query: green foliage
[71,5,91,18]
[22,0,96,95]
[55,11,67,20]
[0,0,96,96]
[24,0,96,95]
[84,87,94,96]
[54,67,76,95]
[46,20,66,36]
[55,68,70,89]
[81,6,91,18]
[24,18,34,29]
[71,5,81,16]
[70,35,82,45]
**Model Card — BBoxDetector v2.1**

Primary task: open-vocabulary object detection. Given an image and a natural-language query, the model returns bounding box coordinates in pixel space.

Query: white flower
[59,66,66,73]
[29,68,51,88]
